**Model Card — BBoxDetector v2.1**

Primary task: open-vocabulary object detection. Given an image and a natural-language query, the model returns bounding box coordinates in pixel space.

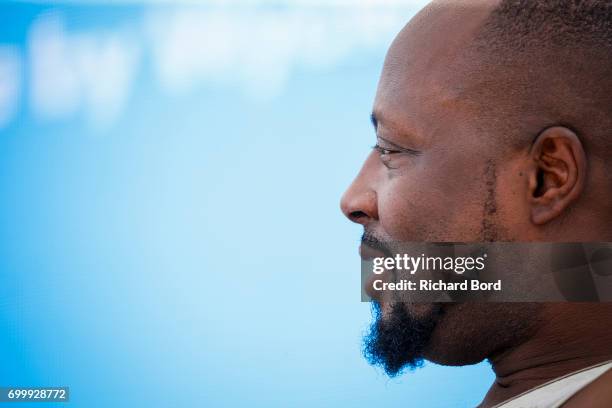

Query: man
[340,0,612,407]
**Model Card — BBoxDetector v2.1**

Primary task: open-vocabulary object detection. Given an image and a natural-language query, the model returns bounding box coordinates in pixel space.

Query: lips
[360,244,390,301]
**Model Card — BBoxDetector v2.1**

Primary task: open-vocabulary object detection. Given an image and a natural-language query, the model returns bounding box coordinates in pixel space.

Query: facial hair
[363,301,444,377]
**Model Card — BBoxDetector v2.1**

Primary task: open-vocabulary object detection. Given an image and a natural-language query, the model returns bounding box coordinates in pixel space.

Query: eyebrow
[377,135,411,151]
[370,112,422,153]
[370,110,422,146]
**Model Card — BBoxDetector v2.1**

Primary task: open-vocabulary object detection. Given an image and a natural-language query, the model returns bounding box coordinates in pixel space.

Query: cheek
[376,173,452,241]
[376,164,487,241]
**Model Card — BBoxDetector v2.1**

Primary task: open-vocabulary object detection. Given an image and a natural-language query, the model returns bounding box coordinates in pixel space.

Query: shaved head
[462,0,612,157]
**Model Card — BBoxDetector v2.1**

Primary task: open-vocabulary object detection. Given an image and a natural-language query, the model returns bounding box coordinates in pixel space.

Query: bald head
[382,0,611,144]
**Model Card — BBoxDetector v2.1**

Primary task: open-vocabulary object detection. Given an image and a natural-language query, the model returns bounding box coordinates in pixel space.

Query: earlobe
[528,126,587,225]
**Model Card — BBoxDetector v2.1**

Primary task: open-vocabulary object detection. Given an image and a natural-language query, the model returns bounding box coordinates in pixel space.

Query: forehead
[373,2,494,140]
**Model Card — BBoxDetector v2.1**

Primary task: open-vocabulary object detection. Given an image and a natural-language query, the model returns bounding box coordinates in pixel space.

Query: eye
[372,144,402,169]
[373,144,400,156]
[372,142,421,170]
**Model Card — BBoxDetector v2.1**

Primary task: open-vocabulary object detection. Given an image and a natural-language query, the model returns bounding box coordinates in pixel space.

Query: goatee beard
[363,301,444,377]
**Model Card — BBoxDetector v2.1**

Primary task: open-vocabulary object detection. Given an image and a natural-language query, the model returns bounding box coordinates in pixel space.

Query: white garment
[494,360,612,408]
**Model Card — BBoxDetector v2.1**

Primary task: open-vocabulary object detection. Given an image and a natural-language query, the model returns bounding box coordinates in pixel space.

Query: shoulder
[562,367,612,408]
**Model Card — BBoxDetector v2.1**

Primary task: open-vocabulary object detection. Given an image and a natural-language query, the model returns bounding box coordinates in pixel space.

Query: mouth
[360,243,392,301]
[359,230,392,259]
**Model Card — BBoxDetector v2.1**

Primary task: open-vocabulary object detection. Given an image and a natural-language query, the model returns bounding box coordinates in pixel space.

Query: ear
[528,126,587,225]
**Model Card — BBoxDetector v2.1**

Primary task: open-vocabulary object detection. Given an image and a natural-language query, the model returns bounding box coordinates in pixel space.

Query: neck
[480,303,612,408]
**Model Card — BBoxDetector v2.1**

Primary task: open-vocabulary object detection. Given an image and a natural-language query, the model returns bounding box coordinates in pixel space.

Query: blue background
[0,1,493,406]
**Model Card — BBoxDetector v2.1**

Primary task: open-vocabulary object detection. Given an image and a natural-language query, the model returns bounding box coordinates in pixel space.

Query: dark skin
[340,1,612,406]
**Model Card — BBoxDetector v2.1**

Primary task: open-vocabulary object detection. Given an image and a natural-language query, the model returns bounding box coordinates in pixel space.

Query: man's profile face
[340,1,542,376]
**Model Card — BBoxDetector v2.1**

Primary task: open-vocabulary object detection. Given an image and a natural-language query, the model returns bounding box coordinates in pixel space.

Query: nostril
[349,210,368,221]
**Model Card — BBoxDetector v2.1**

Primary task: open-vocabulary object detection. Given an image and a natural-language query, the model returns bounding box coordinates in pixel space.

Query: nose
[340,158,379,226]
